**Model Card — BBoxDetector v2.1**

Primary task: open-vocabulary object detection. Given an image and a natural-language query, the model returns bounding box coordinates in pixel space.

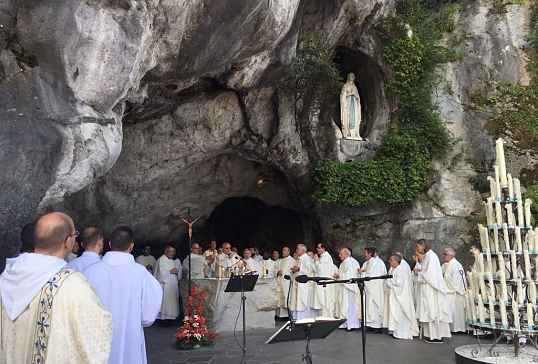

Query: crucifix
[180,207,200,293]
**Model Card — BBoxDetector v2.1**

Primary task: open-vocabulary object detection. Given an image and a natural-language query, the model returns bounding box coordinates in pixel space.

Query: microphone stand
[321,275,392,364]
[285,275,294,329]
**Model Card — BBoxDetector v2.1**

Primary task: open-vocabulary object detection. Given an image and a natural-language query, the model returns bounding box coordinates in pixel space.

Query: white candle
[485,200,493,228]
[495,200,503,227]
[535,256,538,281]
[516,226,523,252]
[497,138,508,187]
[477,294,485,325]
[513,300,520,329]
[508,173,514,201]
[526,199,532,228]
[525,250,532,280]
[530,280,537,305]
[527,303,534,330]
[480,274,488,299]
[468,271,477,297]
[503,223,510,252]
[511,250,518,279]
[506,204,514,227]
[485,248,492,274]
[488,176,496,201]
[484,226,491,252]
[500,269,509,304]
[489,296,496,328]
[487,272,495,299]
[500,299,508,328]
[517,278,525,305]
[493,224,500,254]
[494,165,502,200]
[475,253,484,274]
[479,225,487,251]
[518,199,524,228]
[529,229,535,253]
[470,290,477,323]
[464,292,472,323]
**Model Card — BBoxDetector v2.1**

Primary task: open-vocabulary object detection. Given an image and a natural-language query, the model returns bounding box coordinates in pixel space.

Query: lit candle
[503,223,510,252]
[488,176,496,201]
[487,272,495,299]
[530,280,537,305]
[495,200,503,227]
[496,138,508,187]
[527,303,534,331]
[489,296,496,328]
[493,224,500,254]
[517,278,524,305]
[516,226,523,253]
[525,250,532,281]
[500,299,508,328]
[508,173,514,201]
[494,165,502,201]
[511,250,518,279]
[477,294,485,325]
[526,199,532,228]
[513,300,520,329]
[506,204,514,227]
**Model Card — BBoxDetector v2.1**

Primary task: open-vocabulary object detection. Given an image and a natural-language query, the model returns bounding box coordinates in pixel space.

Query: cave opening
[186,196,305,258]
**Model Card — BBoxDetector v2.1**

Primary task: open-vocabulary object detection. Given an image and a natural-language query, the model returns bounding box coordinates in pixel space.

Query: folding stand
[266,318,345,364]
[225,274,258,364]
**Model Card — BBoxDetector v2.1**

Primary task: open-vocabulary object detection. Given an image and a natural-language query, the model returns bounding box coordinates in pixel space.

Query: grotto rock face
[0,0,537,269]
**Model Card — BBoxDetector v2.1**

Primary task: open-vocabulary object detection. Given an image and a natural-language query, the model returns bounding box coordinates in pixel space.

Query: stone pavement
[145,322,489,364]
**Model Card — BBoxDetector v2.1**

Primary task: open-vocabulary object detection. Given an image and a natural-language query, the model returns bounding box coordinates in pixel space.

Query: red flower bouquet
[174,286,219,350]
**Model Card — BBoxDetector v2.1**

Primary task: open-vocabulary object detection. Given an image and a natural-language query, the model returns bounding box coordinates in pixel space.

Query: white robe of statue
[336,256,361,329]
[385,264,419,339]
[442,258,467,333]
[291,253,319,320]
[0,253,113,364]
[182,253,210,279]
[312,251,337,317]
[416,250,452,340]
[155,255,180,319]
[276,256,296,317]
[361,256,387,328]
[83,251,162,364]
[340,72,362,140]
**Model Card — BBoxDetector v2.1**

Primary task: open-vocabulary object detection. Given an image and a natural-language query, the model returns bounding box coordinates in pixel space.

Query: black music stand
[225,274,258,364]
[266,318,345,364]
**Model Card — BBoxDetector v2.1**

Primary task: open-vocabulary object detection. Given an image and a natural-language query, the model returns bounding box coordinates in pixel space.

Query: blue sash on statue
[349,97,355,129]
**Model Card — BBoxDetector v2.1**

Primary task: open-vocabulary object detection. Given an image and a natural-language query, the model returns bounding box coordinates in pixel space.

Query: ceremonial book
[265,317,344,344]
[295,316,339,324]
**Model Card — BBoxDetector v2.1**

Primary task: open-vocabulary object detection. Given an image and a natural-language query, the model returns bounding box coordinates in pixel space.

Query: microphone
[295,275,333,283]
[284,275,291,280]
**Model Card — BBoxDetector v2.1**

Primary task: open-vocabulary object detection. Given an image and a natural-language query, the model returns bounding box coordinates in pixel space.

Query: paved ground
[145,322,492,364]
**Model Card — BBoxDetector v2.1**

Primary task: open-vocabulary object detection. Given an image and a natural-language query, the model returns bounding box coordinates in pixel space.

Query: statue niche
[340,73,362,140]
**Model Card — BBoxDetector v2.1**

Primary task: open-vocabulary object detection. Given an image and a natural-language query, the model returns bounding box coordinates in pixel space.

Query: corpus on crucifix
[180,208,201,292]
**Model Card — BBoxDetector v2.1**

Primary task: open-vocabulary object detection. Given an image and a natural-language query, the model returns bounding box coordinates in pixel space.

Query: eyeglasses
[70,231,80,238]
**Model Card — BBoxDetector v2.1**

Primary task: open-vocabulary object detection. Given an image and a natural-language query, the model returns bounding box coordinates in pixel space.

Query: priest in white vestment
[83,226,162,364]
[68,227,103,272]
[414,239,452,343]
[385,254,419,339]
[442,248,467,333]
[334,248,361,330]
[242,248,262,274]
[136,244,157,274]
[0,212,113,364]
[262,251,277,278]
[82,226,163,364]
[182,242,210,279]
[155,245,181,325]
[216,242,243,276]
[312,243,337,318]
[358,247,386,333]
[203,240,219,277]
[291,244,320,320]
[276,246,296,318]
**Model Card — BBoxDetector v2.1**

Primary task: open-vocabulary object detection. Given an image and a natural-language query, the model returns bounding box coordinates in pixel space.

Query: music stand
[266,318,345,364]
[225,274,258,364]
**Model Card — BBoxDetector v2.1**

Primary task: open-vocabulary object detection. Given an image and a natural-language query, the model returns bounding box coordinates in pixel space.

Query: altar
[179,277,279,332]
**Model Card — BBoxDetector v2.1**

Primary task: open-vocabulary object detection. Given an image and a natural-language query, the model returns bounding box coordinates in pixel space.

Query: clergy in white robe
[155,245,181,323]
[276,247,297,318]
[291,244,320,320]
[262,257,277,278]
[136,244,157,274]
[0,212,113,364]
[242,249,262,274]
[312,243,337,317]
[216,242,243,276]
[68,227,104,272]
[83,226,162,364]
[385,255,419,339]
[334,248,361,330]
[442,248,467,333]
[414,239,452,343]
[358,247,387,332]
[182,242,210,279]
[203,240,219,277]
